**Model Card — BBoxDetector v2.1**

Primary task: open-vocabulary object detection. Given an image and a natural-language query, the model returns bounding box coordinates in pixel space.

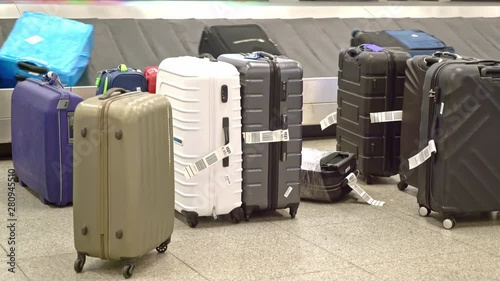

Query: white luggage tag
[346,173,385,207]
[370,110,403,123]
[320,112,337,130]
[243,129,289,144]
[408,140,437,170]
[183,144,233,180]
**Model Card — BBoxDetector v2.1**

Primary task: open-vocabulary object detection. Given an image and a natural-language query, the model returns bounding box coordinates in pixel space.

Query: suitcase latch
[221,85,228,103]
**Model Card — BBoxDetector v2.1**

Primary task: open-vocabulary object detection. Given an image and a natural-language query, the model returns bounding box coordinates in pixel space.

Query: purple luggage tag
[359,44,384,52]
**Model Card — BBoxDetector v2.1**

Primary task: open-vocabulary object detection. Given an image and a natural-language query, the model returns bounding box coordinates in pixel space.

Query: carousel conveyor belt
[0,17,499,83]
[1,16,500,152]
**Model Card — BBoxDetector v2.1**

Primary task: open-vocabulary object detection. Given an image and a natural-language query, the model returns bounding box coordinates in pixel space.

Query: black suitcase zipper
[267,58,281,211]
[424,62,452,208]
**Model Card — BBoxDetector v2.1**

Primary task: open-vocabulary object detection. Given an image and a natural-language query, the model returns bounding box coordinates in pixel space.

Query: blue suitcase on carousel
[95,64,147,95]
[351,29,454,57]
[11,72,83,206]
[0,11,93,88]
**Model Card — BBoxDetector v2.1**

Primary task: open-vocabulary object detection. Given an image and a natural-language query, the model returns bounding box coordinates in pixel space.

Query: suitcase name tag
[183,144,233,180]
[408,140,437,170]
[243,129,289,144]
[370,110,403,123]
[346,173,385,207]
[320,112,337,130]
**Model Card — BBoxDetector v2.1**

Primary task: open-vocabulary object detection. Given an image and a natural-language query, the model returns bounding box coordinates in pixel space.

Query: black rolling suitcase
[336,45,411,184]
[398,52,472,191]
[199,24,281,59]
[218,52,303,220]
[414,60,500,229]
[300,148,356,202]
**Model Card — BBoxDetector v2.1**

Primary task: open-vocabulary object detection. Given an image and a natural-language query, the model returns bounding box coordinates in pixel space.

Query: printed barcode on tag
[195,160,207,171]
[183,144,234,180]
[206,153,218,166]
[328,115,335,124]
[282,130,288,140]
[262,132,274,142]
[250,132,260,144]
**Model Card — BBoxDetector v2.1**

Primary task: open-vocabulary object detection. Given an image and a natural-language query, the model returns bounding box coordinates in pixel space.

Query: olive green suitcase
[72,88,174,279]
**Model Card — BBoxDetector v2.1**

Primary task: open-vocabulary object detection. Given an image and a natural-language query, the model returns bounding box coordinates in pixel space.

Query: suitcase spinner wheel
[397,180,408,191]
[442,218,456,230]
[229,207,244,224]
[365,175,375,185]
[155,237,171,253]
[182,210,199,228]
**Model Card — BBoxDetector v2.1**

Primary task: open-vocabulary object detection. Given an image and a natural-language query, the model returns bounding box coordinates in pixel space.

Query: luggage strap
[370,110,402,123]
[346,173,385,207]
[183,144,233,180]
[407,140,437,170]
[242,129,289,144]
[320,112,337,130]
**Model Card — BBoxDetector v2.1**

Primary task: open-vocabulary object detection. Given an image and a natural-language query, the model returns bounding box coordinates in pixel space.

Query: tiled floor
[0,139,499,281]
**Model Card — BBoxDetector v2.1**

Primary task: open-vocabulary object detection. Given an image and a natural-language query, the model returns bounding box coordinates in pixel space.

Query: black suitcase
[336,45,411,184]
[398,52,471,191]
[218,52,303,220]
[416,60,500,229]
[199,24,281,59]
[300,149,356,202]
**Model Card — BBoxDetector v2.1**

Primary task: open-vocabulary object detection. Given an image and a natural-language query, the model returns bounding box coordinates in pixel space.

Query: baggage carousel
[1,1,500,155]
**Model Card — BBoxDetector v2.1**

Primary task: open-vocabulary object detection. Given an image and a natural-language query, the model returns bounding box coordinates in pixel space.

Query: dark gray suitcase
[416,60,500,229]
[398,52,470,191]
[336,46,411,184]
[218,52,303,220]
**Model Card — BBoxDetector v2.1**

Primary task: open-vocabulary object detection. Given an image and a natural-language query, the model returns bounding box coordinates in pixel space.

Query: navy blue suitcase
[95,64,147,95]
[351,30,454,57]
[11,72,83,206]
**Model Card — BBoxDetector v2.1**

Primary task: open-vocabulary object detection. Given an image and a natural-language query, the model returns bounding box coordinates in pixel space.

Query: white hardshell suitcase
[157,55,243,228]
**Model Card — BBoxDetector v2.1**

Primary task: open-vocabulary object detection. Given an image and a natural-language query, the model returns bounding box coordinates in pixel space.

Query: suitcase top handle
[43,71,64,88]
[98,88,130,100]
[198,53,217,62]
[244,51,276,61]
[433,52,462,60]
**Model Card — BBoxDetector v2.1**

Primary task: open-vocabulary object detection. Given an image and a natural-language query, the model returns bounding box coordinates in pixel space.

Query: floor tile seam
[167,250,212,281]
[266,219,358,269]
[267,270,327,280]
[16,263,32,281]
[357,247,486,267]
[264,213,399,230]
[15,250,77,263]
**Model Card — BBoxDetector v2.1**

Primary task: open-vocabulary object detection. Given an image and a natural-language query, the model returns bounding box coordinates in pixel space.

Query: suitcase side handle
[98,88,129,100]
[198,53,217,62]
[18,61,48,75]
[222,117,229,167]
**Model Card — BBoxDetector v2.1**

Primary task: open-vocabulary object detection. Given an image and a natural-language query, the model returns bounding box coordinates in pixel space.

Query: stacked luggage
[155,51,304,226]
[351,29,454,56]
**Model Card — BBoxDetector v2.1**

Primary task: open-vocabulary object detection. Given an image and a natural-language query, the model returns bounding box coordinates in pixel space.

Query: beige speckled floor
[0,139,499,281]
